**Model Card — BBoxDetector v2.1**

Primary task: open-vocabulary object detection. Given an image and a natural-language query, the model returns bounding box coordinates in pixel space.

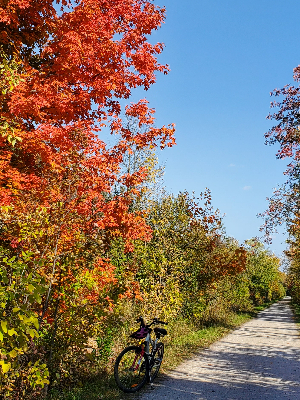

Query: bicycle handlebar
[136,316,168,327]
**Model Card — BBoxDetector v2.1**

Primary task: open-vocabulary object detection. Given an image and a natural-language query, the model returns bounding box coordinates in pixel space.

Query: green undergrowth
[47,302,275,400]
[290,301,300,325]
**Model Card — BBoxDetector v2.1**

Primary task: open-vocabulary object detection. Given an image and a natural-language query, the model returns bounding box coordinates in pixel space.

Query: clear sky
[127,0,300,257]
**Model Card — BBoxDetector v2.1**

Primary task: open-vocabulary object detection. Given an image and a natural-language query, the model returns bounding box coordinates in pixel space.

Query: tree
[114,190,247,322]
[0,0,175,395]
[244,239,284,305]
[261,65,300,304]
[262,65,300,238]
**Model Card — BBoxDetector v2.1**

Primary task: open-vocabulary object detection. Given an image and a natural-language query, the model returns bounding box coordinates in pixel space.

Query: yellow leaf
[0,361,11,373]
[32,317,39,330]
[0,332,2,341]
[1,320,7,333]
[7,329,17,336]
[28,329,37,338]
[23,316,30,324]
[9,349,17,358]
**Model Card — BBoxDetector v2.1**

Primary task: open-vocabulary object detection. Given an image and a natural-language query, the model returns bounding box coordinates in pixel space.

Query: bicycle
[114,316,168,393]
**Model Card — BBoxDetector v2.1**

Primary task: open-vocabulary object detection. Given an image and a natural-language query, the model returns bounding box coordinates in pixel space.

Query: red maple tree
[0,0,175,366]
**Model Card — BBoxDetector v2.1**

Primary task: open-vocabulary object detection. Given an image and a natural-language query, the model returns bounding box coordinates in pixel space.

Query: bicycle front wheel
[150,342,164,383]
[114,345,149,393]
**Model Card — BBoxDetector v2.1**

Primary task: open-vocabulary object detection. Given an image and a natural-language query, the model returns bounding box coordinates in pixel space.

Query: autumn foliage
[260,64,300,303]
[0,1,285,398]
[0,0,176,395]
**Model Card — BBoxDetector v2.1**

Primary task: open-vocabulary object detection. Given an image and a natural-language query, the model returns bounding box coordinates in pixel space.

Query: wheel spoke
[114,346,148,393]
[150,343,164,383]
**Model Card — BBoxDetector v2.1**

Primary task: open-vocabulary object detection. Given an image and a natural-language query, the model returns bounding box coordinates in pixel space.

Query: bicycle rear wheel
[149,342,164,382]
[114,345,149,393]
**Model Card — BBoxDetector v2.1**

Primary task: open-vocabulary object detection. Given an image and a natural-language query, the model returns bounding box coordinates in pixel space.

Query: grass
[290,301,300,325]
[47,302,274,400]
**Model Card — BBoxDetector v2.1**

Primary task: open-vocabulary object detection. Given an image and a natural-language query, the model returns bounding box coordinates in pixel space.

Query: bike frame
[114,317,167,392]
[144,331,160,385]
[129,332,159,384]
[144,331,158,355]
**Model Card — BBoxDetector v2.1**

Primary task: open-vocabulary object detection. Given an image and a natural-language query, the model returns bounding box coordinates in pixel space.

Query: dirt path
[138,297,300,400]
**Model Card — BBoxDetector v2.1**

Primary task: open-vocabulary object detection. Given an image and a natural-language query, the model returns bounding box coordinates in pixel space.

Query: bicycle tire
[149,342,164,383]
[114,345,149,393]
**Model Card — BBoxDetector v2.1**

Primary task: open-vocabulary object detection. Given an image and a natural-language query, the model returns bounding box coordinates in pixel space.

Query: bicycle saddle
[154,327,167,336]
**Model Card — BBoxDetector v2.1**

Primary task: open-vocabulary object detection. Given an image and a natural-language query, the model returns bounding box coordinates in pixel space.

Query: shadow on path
[137,297,300,400]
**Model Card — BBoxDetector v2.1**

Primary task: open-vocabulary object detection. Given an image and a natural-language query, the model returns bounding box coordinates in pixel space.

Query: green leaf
[33,291,42,303]
[27,284,34,293]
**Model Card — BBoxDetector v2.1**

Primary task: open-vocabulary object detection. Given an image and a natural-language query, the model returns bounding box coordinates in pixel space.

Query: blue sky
[126,0,300,257]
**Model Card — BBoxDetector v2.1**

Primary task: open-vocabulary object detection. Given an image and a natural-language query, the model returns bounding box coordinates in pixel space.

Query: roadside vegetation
[46,300,281,400]
[0,1,285,399]
[0,178,285,399]
[259,55,300,315]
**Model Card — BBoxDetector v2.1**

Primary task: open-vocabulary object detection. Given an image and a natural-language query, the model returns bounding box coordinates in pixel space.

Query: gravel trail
[138,297,300,399]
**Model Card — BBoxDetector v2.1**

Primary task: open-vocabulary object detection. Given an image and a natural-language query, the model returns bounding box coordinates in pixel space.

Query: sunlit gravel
[137,297,300,400]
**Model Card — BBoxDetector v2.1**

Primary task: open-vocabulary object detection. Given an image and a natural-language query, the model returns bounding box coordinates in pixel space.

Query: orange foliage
[0,0,175,334]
